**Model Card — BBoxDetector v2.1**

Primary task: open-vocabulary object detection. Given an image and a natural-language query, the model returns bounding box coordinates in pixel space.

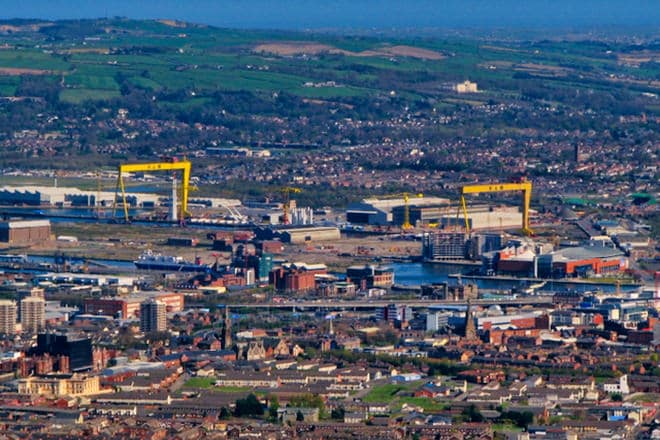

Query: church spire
[222,306,232,349]
[464,299,477,341]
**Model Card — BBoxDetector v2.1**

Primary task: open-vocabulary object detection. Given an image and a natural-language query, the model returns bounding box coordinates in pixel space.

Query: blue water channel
[389,263,637,294]
[6,254,634,294]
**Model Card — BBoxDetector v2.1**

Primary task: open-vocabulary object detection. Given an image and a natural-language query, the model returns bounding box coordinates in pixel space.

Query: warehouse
[254,226,340,244]
[438,206,523,231]
[0,220,51,244]
[346,196,449,225]
[0,185,159,208]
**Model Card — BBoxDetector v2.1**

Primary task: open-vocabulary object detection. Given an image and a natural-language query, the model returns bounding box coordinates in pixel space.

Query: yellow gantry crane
[112,159,192,223]
[460,180,533,236]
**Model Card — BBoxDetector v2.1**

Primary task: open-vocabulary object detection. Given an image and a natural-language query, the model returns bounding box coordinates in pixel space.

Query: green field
[183,377,252,393]
[183,377,216,388]
[0,18,653,110]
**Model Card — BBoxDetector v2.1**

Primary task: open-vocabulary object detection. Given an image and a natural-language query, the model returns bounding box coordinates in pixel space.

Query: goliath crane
[112,158,192,224]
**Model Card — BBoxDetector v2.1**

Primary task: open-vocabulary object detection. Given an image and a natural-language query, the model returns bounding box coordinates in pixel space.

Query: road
[225,297,553,310]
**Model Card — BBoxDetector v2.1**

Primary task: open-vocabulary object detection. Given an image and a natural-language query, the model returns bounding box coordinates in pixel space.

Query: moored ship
[134,250,210,272]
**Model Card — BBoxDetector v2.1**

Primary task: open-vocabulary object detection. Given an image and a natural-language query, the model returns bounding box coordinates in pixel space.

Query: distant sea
[1,0,658,34]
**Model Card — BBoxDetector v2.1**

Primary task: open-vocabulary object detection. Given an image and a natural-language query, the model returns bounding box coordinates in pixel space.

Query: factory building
[0,185,159,208]
[422,232,468,261]
[346,196,449,225]
[254,226,340,244]
[346,265,395,290]
[83,292,184,318]
[269,262,327,293]
[0,220,51,244]
[392,204,451,227]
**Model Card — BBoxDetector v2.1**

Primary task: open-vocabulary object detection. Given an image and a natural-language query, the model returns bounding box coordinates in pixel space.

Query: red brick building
[269,264,327,293]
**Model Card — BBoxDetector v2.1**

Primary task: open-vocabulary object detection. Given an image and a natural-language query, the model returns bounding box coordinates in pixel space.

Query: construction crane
[460,179,532,236]
[112,159,192,224]
[280,187,302,225]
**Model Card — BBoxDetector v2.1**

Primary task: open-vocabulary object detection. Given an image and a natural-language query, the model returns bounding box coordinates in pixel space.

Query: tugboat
[134,250,210,272]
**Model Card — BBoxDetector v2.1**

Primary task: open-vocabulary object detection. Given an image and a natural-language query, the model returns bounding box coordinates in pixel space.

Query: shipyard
[0,10,658,440]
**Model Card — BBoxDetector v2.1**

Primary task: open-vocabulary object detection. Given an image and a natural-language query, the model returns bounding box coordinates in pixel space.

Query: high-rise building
[36,333,93,372]
[20,297,45,334]
[0,300,17,335]
[140,299,166,333]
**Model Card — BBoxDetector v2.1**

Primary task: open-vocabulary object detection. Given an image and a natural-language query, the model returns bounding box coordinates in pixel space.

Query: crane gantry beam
[460,181,532,236]
[113,160,192,223]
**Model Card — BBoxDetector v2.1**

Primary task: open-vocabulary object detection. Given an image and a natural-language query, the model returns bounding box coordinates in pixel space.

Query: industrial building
[254,226,340,244]
[269,262,328,293]
[438,206,523,231]
[346,265,394,289]
[83,292,184,318]
[0,185,159,208]
[346,196,449,225]
[0,220,51,244]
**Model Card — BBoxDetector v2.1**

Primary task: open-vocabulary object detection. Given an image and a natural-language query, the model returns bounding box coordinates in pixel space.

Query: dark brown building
[0,220,51,244]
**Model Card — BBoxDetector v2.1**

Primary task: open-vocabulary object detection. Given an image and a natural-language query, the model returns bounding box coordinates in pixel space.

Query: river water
[389,262,637,294]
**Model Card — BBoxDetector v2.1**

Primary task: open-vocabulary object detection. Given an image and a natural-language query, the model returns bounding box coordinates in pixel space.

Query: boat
[0,254,29,264]
[134,250,210,272]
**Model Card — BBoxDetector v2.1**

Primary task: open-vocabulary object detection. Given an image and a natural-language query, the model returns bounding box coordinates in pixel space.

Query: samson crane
[460,180,533,236]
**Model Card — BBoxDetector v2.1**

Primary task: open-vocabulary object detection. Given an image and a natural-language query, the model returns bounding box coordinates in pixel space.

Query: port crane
[460,180,532,236]
[112,159,192,223]
[280,187,302,225]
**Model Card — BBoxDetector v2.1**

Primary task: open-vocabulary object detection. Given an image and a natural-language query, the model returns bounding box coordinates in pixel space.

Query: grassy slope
[0,19,654,111]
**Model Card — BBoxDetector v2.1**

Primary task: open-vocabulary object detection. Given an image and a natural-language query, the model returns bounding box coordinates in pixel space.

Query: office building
[140,299,167,333]
[36,333,93,372]
[0,300,17,335]
[20,297,45,334]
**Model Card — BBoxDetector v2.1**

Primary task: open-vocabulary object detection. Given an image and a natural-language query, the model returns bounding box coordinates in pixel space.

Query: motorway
[225,297,554,310]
